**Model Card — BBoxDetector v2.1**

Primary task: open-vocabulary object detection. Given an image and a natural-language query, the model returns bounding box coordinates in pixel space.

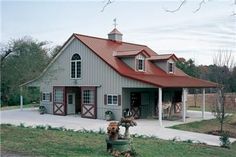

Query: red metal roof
[148,54,179,61]
[74,34,217,88]
[114,49,150,57]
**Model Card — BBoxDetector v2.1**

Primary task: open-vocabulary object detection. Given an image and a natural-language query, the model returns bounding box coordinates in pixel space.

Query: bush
[219,132,231,148]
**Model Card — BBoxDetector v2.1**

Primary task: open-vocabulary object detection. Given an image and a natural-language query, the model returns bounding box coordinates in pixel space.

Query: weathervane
[113,18,117,28]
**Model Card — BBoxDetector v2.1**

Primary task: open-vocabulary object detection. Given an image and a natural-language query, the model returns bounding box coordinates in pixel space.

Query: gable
[25,36,155,90]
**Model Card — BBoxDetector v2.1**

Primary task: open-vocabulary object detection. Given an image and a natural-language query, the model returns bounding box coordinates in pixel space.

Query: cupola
[108,28,123,42]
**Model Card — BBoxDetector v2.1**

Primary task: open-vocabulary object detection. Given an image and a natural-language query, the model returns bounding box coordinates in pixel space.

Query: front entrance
[81,87,97,119]
[67,93,75,114]
[53,86,96,118]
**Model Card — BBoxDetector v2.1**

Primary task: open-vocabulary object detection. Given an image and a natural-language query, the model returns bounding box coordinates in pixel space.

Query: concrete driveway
[1,108,236,146]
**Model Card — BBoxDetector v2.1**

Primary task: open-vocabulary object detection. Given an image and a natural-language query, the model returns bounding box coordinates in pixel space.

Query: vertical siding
[154,58,176,73]
[155,61,167,72]
[121,57,135,70]
[33,38,156,120]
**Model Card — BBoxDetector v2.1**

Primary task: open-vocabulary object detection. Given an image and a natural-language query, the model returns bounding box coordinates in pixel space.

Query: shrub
[219,131,231,148]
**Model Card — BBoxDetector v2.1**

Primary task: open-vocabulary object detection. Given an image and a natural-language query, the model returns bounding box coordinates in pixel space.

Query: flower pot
[105,114,113,121]
[106,138,132,152]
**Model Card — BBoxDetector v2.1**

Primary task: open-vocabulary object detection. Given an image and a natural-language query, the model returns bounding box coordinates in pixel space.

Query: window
[68,95,73,104]
[42,93,51,101]
[83,90,94,104]
[54,89,63,103]
[107,94,118,105]
[168,62,174,73]
[136,55,145,71]
[71,54,81,79]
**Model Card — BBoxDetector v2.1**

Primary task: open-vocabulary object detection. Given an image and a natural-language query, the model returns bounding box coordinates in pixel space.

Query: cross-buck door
[53,87,66,116]
[81,87,97,119]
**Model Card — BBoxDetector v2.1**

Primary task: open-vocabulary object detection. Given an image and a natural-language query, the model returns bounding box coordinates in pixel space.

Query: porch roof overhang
[122,73,218,88]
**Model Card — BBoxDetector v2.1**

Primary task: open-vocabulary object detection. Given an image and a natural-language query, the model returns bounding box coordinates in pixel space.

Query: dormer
[113,49,150,71]
[148,54,179,74]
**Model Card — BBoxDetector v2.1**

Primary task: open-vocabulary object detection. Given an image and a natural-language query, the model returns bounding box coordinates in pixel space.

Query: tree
[176,58,199,78]
[211,50,235,134]
[1,37,50,105]
[50,45,62,59]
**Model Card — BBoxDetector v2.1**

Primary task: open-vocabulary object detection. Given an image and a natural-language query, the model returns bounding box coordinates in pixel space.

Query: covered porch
[122,87,209,127]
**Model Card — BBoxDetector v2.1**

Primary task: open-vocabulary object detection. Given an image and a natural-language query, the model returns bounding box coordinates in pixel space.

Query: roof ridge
[157,53,174,56]
[74,33,147,47]
[116,49,143,52]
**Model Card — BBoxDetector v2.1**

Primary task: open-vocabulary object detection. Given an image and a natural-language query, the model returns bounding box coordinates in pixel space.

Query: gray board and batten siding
[154,58,175,73]
[27,37,156,120]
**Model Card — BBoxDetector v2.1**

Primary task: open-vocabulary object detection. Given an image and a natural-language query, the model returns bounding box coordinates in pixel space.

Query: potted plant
[105,110,113,121]
[39,106,46,114]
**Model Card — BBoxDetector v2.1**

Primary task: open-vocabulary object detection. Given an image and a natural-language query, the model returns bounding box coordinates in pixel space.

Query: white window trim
[70,56,82,79]
[107,94,118,106]
[135,55,145,72]
[42,92,50,102]
[168,62,174,73]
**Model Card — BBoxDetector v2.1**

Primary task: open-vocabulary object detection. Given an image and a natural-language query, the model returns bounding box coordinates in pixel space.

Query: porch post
[202,88,206,119]
[182,88,187,122]
[158,88,162,127]
[20,87,23,111]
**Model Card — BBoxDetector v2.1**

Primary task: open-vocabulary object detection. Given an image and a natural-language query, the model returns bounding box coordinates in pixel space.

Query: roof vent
[108,28,123,42]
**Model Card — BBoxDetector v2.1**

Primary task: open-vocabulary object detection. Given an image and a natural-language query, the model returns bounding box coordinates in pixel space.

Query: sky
[1,0,236,65]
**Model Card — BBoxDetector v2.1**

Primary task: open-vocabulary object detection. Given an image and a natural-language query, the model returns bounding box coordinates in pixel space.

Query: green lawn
[170,114,236,138]
[1,124,236,157]
[0,103,39,111]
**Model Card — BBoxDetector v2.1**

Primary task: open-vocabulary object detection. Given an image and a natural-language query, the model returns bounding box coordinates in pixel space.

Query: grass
[188,105,236,114]
[0,103,39,111]
[188,106,211,112]
[170,114,236,138]
[1,124,236,157]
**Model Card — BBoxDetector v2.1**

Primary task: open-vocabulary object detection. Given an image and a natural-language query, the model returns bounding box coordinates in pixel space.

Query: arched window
[71,54,81,78]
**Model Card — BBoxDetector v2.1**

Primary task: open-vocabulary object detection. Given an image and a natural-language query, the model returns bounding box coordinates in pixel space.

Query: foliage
[212,88,226,133]
[105,110,113,115]
[1,124,236,157]
[0,37,50,106]
[176,58,236,93]
[39,106,47,114]
[219,132,231,149]
[176,59,199,78]
[50,45,62,59]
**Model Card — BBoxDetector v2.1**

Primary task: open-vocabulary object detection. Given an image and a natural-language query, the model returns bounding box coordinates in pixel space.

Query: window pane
[68,95,73,104]
[113,95,118,105]
[71,62,75,78]
[54,89,63,102]
[108,95,112,104]
[77,61,81,78]
[43,93,46,100]
[137,59,144,71]
[83,90,94,104]
[71,54,81,60]
[169,63,173,72]
[43,93,50,101]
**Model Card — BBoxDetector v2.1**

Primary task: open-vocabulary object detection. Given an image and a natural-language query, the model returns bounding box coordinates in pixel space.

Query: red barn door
[81,87,97,119]
[53,86,66,116]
